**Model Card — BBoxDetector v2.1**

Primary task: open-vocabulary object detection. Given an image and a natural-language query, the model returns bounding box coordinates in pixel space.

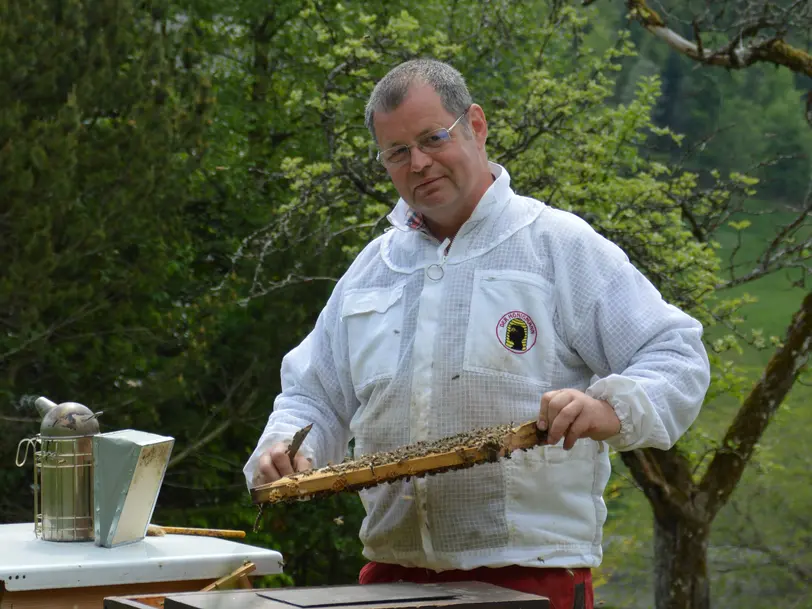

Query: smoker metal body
[38,434,95,540]
[15,397,101,542]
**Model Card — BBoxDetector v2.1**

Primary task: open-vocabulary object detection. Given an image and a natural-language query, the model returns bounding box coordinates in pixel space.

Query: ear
[467,103,488,147]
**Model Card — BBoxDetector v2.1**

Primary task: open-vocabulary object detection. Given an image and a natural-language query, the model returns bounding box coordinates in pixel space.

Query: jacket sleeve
[554,219,711,451]
[242,286,358,489]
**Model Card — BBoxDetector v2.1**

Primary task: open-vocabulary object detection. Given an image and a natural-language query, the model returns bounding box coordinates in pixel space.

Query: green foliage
[161,0,730,591]
[1,0,808,605]
[0,0,212,518]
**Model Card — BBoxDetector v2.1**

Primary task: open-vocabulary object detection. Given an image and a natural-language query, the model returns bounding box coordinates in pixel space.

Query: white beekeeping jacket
[245,163,710,571]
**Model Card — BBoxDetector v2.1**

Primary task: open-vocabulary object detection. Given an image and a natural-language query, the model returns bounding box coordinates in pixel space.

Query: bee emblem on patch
[496,311,537,353]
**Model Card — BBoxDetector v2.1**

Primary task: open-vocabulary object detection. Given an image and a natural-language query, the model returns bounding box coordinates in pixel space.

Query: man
[244,59,710,608]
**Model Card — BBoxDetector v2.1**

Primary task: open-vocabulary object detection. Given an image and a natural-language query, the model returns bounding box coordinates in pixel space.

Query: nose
[409,146,433,173]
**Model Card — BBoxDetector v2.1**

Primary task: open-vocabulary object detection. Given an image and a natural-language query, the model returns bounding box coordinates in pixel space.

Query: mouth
[415,177,443,191]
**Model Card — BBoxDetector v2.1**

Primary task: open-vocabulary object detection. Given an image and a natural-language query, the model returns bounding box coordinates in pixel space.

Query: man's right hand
[255,442,312,486]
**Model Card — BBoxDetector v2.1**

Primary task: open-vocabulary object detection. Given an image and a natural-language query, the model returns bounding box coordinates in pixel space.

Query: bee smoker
[15,396,101,541]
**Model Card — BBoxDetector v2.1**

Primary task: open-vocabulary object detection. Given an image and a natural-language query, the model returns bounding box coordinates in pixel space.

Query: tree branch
[620,0,812,78]
[728,497,812,584]
[0,303,105,363]
[716,177,812,290]
[168,362,261,468]
[699,290,812,518]
[621,446,704,523]
[168,417,235,469]
[715,244,810,290]
[0,415,39,423]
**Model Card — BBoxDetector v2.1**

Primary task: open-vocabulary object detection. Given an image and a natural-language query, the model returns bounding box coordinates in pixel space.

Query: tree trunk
[622,292,811,608]
[653,513,710,609]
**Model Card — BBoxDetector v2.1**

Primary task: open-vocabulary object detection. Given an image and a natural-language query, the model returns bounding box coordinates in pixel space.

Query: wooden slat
[251,420,545,505]
[199,562,255,592]
[1,579,212,609]
[146,525,246,540]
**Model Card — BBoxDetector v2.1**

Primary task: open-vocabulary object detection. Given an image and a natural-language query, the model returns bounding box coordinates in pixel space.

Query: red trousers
[359,561,592,609]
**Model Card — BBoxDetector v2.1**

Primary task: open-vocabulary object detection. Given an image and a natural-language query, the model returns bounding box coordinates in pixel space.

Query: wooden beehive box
[104,581,549,608]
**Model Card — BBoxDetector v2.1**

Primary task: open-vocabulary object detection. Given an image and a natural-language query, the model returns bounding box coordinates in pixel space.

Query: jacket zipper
[426,237,454,281]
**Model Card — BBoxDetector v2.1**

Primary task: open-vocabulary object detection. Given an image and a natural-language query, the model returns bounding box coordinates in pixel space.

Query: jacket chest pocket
[341,285,404,389]
[463,270,555,387]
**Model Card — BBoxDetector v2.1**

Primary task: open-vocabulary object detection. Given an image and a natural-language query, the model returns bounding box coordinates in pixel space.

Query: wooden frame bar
[251,420,546,505]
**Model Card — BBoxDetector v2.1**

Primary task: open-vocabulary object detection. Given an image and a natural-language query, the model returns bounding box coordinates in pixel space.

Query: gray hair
[364,59,473,143]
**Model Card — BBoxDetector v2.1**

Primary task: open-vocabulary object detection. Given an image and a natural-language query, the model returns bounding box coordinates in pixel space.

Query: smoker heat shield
[93,430,174,548]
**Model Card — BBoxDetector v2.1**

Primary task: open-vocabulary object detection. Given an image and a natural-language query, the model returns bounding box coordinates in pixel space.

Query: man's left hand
[537,389,621,450]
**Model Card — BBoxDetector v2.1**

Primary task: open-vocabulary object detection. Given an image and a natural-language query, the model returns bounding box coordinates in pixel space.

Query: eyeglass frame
[375,107,470,168]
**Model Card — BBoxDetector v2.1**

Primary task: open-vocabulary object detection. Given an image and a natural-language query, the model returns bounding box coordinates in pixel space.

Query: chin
[415,189,454,207]
[413,197,452,212]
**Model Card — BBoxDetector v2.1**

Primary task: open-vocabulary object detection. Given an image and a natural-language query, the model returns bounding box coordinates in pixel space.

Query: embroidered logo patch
[496,311,537,353]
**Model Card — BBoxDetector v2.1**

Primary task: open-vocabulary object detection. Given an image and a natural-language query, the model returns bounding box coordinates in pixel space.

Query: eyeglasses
[376,108,469,168]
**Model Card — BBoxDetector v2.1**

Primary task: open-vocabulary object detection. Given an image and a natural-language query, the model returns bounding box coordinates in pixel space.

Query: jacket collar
[386,162,510,239]
[379,163,544,274]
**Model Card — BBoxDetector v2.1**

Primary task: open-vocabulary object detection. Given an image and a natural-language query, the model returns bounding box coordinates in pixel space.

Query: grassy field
[597,201,811,608]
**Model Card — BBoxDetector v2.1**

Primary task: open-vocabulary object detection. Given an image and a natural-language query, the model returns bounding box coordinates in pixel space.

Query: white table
[0,523,283,609]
